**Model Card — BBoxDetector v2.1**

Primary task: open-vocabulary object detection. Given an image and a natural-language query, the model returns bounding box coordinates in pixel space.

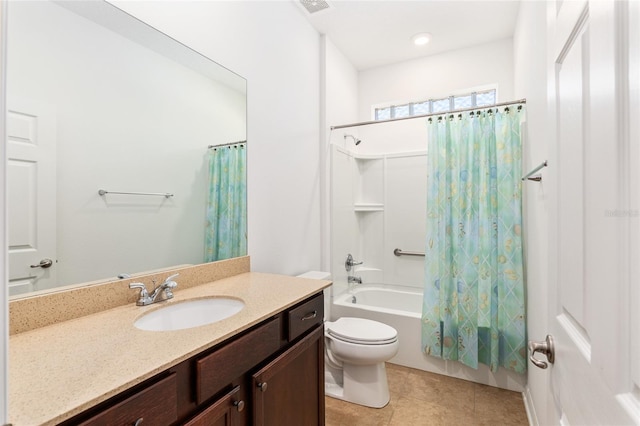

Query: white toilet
[296,271,399,409]
[324,317,399,408]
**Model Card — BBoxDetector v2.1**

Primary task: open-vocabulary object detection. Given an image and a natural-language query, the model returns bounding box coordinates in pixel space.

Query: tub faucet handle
[345,253,363,271]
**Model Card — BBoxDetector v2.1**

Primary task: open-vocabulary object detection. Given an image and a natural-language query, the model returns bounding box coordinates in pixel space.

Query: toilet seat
[326,317,397,345]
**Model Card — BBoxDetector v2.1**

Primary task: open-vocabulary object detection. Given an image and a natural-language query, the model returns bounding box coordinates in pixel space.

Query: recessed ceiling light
[411,33,432,46]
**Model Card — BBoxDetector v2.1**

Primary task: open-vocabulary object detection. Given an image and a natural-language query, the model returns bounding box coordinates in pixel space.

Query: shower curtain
[421,107,526,374]
[205,144,247,262]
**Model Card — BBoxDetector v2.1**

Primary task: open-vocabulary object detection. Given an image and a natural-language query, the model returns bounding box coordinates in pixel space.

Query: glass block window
[476,90,497,107]
[453,94,473,109]
[413,101,430,115]
[432,98,450,113]
[375,107,391,121]
[393,104,410,118]
[373,89,497,121]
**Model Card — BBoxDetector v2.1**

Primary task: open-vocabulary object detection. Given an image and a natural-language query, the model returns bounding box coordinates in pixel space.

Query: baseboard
[523,385,539,426]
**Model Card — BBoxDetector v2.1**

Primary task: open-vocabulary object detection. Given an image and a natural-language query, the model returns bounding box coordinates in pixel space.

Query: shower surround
[329,121,526,391]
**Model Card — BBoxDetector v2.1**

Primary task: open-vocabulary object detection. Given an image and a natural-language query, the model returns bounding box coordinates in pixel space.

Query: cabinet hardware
[257,382,268,392]
[234,400,245,412]
[133,418,143,426]
[301,311,317,321]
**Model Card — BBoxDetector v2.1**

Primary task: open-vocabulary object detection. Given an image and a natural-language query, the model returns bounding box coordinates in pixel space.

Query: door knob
[528,335,555,369]
[30,258,53,269]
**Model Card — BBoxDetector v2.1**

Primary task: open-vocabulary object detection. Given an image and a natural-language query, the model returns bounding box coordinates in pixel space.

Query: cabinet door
[252,325,324,426]
[184,385,245,426]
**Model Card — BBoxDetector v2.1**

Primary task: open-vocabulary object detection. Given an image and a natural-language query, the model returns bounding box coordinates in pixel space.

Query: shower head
[344,134,362,146]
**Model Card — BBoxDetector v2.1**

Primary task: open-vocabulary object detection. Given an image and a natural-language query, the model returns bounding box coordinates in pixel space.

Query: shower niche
[352,154,384,282]
[353,155,384,212]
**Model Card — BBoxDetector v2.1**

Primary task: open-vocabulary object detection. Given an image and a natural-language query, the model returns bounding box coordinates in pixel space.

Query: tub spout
[348,276,362,284]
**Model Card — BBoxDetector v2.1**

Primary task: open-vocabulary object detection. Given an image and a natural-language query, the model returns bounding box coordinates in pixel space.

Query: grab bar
[521,160,548,182]
[98,189,174,198]
[393,248,425,257]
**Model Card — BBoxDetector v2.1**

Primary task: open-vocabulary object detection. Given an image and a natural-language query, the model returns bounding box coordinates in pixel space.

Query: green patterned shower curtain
[205,144,247,262]
[421,107,526,374]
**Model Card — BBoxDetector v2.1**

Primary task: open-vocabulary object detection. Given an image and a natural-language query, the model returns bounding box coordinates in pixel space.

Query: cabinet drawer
[78,373,177,426]
[196,317,281,404]
[288,292,323,341]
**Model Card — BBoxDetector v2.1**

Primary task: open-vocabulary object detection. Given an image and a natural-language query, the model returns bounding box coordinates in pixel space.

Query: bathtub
[333,284,422,318]
[331,283,526,392]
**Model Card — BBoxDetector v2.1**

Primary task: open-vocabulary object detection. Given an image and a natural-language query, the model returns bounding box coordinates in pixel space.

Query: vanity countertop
[8,272,331,426]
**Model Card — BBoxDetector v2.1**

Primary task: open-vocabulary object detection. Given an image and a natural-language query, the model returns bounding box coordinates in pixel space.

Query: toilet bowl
[324,317,399,408]
[295,271,399,408]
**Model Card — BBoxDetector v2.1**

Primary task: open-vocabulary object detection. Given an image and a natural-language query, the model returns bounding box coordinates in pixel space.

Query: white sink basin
[134,297,245,331]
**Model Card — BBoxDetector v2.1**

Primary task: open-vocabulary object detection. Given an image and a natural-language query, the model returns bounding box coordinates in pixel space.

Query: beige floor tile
[474,383,528,425]
[388,397,446,425]
[325,364,528,426]
[402,368,476,414]
[325,394,395,426]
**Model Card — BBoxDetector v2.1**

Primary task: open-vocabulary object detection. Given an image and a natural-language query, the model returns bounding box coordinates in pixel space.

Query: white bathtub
[331,283,526,392]
[333,284,422,318]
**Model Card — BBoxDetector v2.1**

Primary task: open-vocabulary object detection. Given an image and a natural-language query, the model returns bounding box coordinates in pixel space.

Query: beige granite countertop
[9,272,331,426]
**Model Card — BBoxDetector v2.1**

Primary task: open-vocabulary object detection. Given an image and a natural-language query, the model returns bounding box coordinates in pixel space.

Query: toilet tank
[296,271,332,321]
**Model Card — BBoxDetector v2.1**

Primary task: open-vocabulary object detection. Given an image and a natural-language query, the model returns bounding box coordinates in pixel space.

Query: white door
[535,1,640,424]
[7,98,57,295]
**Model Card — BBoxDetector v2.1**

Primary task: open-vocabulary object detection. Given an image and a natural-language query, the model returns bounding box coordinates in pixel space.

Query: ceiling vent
[299,0,332,15]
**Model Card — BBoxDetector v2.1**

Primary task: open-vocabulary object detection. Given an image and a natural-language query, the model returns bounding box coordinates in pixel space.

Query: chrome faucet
[348,275,362,284]
[129,273,179,306]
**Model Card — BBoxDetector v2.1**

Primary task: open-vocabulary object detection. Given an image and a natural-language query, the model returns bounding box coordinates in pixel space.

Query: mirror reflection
[6,0,247,297]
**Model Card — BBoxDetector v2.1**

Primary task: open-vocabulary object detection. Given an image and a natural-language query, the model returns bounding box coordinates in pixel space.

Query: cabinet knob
[133,418,143,426]
[257,382,268,392]
[234,400,245,412]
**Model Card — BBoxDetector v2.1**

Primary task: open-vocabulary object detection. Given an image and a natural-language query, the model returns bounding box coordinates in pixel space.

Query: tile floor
[325,363,529,426]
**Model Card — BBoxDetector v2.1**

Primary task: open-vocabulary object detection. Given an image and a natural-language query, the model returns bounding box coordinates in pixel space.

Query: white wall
[0,1,7,422]
[513,1,549,424]
[323,36,359,277]
[112,1,323,275]
[358,38,515,122]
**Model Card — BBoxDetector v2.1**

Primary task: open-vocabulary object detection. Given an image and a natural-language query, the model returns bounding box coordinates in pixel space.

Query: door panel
[544,0,639,423]
[7,99,56,295]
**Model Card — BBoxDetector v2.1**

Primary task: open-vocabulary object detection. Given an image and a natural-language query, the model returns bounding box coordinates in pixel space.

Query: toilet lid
[326,317,397,345]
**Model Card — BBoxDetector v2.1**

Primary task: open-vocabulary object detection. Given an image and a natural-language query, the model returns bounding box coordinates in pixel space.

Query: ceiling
[296,0,522,71]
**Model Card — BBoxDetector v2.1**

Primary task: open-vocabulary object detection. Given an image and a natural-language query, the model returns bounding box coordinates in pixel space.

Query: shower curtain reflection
[205,144,247,262]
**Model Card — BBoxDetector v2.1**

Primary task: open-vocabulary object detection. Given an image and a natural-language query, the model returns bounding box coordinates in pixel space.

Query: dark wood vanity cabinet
[60,291,324,426]
[252,326,324,426]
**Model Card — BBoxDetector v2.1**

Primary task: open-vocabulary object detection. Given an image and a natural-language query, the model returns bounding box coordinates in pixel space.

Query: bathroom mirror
[6,0,247,297]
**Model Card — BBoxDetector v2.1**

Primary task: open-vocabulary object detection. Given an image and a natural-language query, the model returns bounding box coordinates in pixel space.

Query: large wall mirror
[6,0,247,297]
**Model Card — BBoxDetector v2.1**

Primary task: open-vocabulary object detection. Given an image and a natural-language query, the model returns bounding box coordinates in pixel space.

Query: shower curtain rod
[330,98,527,130]
[208,140,247,149]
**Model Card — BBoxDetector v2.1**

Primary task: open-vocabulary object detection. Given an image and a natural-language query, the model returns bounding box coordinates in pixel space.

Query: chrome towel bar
[98,189,173,198]
[394,248,425,257]
[522,160,548,182]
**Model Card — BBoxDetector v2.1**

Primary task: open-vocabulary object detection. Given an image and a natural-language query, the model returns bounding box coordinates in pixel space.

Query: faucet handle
[129,282,148,295]
[345,254,363,272]
[129,282,151,306]
[163,273,179,287]
[162,274,179,300]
